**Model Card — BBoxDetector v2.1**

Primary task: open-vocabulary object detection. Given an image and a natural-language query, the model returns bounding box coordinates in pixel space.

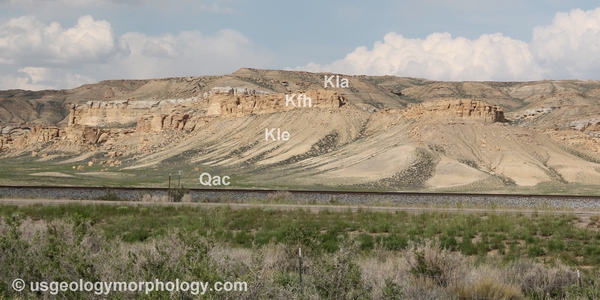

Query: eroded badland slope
[2,68,600,194]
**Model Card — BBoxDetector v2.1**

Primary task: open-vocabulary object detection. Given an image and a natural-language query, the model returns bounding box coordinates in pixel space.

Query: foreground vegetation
[1,203,600,299]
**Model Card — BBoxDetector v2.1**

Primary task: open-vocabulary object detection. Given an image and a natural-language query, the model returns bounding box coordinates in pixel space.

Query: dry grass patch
[455,277,524,300]
[141,193,170,202]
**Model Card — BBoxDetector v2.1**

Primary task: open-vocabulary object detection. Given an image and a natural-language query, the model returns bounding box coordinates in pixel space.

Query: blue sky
[1,0,600,90]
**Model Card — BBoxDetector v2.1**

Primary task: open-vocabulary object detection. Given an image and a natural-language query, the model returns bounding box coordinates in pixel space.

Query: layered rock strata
[402,99,506,123]
[0,125,59,149]
[2,93,507,152]
[67,87,346,130]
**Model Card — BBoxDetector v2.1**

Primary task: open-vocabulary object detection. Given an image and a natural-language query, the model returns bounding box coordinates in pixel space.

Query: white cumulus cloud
[530,7,600,79]
[0,67,95,90]
[103,29,271,79]
[0,15,128,66]
[297,32,541,81]
[295,7,600,81]
[0,15,271,90]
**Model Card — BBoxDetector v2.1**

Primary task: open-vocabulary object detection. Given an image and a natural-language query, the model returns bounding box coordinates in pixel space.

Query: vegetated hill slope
[1,68,600,194]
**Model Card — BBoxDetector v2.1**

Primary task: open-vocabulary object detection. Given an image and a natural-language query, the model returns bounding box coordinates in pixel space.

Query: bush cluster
[1,213,598,300]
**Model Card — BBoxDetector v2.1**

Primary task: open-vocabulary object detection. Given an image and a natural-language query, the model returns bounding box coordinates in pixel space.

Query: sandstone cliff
[0,94,513,151]
[0,125,59,149]
[401,99,506,123]
[68,87,346,132]
[0,86,348,149]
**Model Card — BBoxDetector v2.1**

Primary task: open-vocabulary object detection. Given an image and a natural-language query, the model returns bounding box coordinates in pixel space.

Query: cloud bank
[295,7,600,81]
[1,7,600,90]
[0,15,128,66]
[0,15,271,90]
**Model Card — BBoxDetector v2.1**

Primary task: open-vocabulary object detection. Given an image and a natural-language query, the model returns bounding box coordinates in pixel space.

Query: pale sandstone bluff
[0,95,506,151]
[400,99,506,123]
[71,87,347,132]
[0,87,347,149]
[0,125,59,150]
[67,86,276,127]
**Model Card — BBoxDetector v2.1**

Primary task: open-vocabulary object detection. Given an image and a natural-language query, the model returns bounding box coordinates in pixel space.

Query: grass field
[1,203,600,299]
[4,204,600,267]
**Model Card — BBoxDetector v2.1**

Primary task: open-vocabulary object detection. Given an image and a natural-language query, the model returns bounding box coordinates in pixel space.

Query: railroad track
[1,184,600,199]
[1,185,600,215]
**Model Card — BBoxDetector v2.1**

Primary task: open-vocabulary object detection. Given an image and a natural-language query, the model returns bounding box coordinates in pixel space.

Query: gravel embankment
[2,186,600,210]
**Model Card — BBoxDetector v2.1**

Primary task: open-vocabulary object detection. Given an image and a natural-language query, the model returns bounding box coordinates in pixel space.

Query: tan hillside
[1,68,600,194]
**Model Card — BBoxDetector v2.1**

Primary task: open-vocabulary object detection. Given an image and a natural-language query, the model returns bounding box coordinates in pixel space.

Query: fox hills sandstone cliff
[2,68,600,194]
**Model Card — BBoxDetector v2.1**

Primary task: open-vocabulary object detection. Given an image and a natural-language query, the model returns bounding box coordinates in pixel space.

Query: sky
[1,0,600,90]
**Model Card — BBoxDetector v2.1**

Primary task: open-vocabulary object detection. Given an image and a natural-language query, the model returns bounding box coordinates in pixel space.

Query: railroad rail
[0,184,600,198]
[1,185,600,211]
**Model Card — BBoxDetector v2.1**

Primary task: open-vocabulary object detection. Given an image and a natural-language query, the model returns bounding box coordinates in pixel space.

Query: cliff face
[67,98,199,127]
[136,114,193,132]
[68,87,347,132]
[0,86,348,148]
[215,88,346,117]
[0,125,59,149]
[401,99,506,123]
[1,93,504,151]
[69,90,504,137]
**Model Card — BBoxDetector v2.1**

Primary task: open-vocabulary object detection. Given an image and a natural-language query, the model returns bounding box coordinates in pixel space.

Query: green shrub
[121,228,150,242]
[585,244,600,256]
[547,238,566,251]
[564,280,600,299]
[527,245,546,257]
[313,241,368,299]
[406,240,466,287]
[233,231,252,247]
[381,234,408,250]
[476,241,490,255]
[382,279,403,300]
[440,235,458,250]
[358,233,374,251]
[460,238,478,256]
[171,186,190,202]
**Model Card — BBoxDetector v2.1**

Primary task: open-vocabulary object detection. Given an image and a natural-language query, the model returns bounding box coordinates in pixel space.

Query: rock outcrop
[0,86,351,150]
[67,99,196,127]
[569,118,600,137]
[67,87,347,132]
[512,107,553,119]
[215,89,346,118]
[199,86,272,98]
[401,99,506,123]
[136,114,192,132]
[0,125,59,149]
